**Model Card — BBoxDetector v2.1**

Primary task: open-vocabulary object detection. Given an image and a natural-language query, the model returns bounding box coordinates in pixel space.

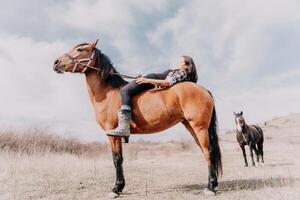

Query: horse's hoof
[203,188,216,196]
[258,162,264,166]
[107,192,119,199]
[244,164,248,167]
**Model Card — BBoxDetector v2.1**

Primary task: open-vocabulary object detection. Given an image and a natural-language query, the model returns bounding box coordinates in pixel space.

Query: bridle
[63,48,138,79]
[64,49,99,73]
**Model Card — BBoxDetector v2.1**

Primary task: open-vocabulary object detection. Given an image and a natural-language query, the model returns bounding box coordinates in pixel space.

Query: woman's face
[177,57,187,70]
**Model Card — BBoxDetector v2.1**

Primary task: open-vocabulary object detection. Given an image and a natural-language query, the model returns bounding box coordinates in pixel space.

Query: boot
[106,105,132,137]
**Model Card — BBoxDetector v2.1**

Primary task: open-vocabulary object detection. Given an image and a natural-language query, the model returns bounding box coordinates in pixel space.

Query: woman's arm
[136,77,171,87]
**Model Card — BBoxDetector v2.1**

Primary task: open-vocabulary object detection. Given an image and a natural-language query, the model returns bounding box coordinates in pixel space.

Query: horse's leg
[240,144,248,167]
[249,142,256,166]
[183,121,219,195]
[252,144,260,163]
[257,142,264,164]
[192,126,218,194]
[183,121,215,188]
[182,120,200,146]
[108,136,125,198]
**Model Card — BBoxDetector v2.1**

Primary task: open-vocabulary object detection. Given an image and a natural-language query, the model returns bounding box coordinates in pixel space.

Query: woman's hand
[136,77,150,84]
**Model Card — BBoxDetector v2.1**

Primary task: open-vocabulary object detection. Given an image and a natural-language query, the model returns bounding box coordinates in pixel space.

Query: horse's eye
[77,48,84,52]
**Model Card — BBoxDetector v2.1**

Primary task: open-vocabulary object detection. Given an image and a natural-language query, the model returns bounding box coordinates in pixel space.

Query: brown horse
[53,40,222,197]
[234,111,264,167]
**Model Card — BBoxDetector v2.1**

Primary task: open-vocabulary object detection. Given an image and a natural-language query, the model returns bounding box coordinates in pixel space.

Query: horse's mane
[94,48,128,88]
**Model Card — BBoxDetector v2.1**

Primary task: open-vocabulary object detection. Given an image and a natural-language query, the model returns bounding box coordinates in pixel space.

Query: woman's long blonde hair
[182,55,198,83]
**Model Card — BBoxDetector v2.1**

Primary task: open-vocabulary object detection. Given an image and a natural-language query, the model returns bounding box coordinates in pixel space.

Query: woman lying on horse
[107,56,198,137]
[53,41,222,196]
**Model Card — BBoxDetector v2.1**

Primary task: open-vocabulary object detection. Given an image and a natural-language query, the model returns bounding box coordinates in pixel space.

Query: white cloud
[48,0,172,74]
[147,0,300,77]
[49,0,169,33]
[49,1,132,34]
[0,34,105,141]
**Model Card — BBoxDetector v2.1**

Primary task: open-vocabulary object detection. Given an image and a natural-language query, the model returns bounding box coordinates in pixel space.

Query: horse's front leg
[249,142,256,167]
[112,152,125,193]
[108,136,125,198]
[240,145,248,167]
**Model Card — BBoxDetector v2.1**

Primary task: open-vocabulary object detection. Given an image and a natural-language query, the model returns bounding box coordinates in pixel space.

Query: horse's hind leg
[182,121,217,194]
[182,120,200,146]
[198,128,219,193]
[253,144,260,163]
[257,142,264,164]
[194,127,218,193]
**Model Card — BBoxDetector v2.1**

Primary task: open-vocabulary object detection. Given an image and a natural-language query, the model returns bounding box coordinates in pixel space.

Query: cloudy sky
[0,0,299,142]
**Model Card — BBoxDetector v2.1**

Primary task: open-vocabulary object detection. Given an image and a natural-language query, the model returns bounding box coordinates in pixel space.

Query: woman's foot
[107,105,132,137]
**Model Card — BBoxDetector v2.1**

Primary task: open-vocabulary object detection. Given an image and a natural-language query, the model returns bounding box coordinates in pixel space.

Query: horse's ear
[234,112,237,115]
[240,111,243,115]
[90,39,99,48]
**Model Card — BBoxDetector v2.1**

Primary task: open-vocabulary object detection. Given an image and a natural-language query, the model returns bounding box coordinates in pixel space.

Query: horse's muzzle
[53,61,66,74]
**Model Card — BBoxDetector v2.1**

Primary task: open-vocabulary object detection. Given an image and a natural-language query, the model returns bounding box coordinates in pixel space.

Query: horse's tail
[207,91,223,177]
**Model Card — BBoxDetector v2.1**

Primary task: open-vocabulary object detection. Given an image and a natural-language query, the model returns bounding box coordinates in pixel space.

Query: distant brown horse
[234,111,264,167]
[53,40,222,197]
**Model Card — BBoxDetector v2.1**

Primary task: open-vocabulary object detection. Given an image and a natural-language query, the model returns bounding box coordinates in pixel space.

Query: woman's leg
[107,73,158,138]
[121,73,157,106]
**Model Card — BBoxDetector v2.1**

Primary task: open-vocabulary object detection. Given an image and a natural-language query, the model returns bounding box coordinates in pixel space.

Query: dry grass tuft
[0,128,196,159]
[219,177,298,192]
[0,128,109,157]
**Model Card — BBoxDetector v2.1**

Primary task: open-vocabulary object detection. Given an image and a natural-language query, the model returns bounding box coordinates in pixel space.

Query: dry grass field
[0,114,300,200]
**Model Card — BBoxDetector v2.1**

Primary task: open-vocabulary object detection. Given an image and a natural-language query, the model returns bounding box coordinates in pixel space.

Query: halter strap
[64,50,99,73]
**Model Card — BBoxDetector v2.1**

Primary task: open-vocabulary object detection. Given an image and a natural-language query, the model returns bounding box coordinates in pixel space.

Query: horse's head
[53,40,99,74]
[234,111,245,132]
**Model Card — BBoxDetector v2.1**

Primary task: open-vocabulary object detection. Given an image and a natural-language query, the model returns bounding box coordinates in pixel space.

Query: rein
[111,72,138,79]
